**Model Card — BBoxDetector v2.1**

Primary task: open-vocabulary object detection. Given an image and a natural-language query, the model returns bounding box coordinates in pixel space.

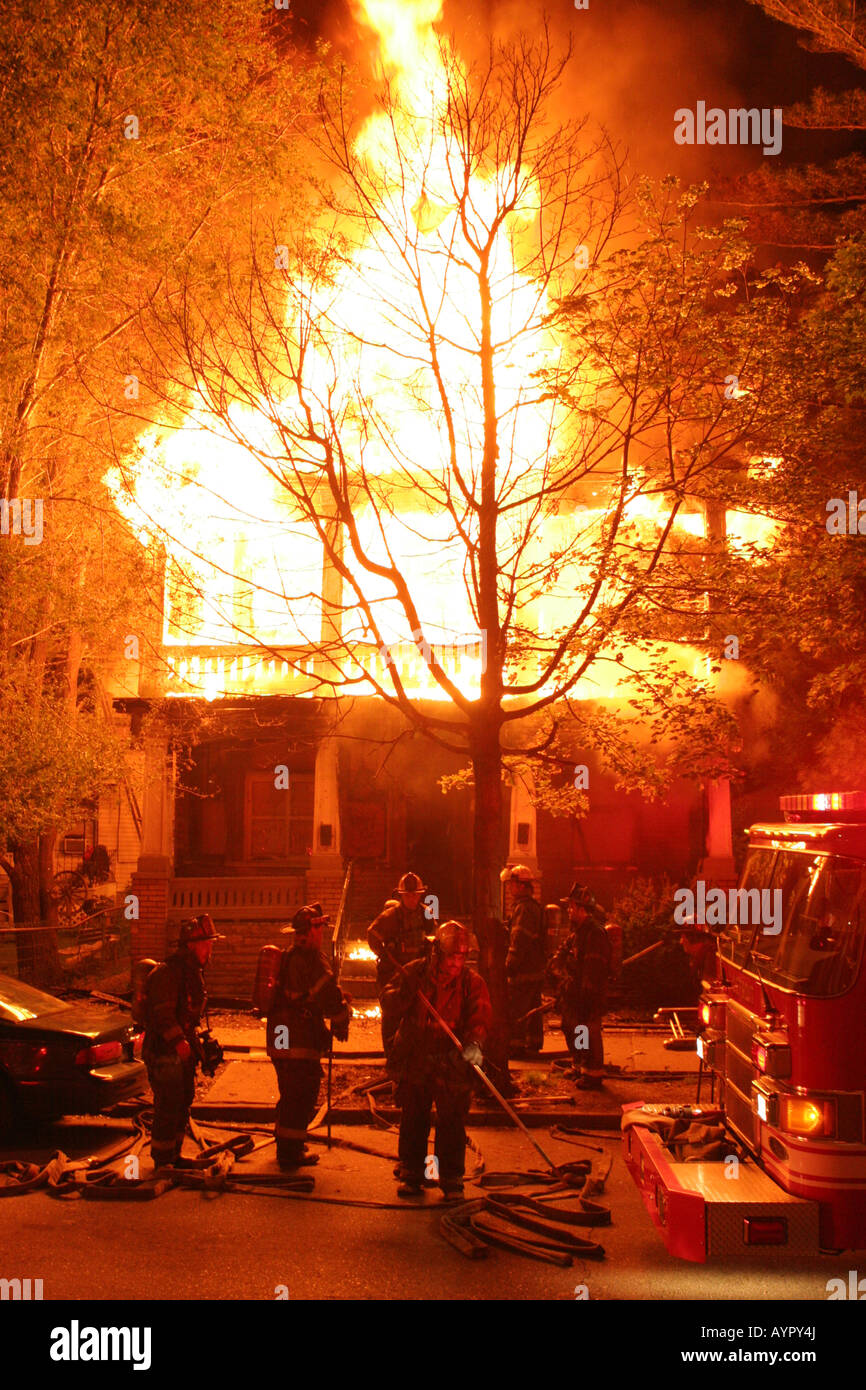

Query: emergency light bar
[780,791,866,824]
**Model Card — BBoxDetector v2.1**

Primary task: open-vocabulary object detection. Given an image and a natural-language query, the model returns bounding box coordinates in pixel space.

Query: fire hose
[440,1186,608,1264]
[0,1109,616,1246]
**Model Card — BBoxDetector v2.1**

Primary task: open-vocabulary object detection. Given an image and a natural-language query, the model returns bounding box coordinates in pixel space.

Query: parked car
[0,973,146,1137]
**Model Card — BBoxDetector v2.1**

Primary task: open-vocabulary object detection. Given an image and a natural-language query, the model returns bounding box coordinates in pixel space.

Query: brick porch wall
[128,871,346,1001]
[129,873,171,972]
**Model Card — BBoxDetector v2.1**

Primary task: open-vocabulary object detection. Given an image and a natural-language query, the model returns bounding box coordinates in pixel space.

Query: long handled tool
[383,948,562,1177]
[513,1000,554,1027]
[620,939,665,968]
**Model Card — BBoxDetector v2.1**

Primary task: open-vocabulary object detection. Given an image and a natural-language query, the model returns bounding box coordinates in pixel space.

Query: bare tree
[126,27,803,1061]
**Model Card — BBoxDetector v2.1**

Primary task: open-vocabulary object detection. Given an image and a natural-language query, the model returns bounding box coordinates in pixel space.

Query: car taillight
[75,1040,123,1067]
[779,1095,836,1138]
[2,1042,49,1076]
[700,1002,710,1026]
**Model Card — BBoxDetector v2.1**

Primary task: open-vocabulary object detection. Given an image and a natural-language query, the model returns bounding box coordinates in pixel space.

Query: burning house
[84,0,780,996]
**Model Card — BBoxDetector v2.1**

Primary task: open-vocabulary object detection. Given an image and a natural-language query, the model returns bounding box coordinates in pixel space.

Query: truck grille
[724,1078,758,1148]
[724,1000,761,1150]
[726,1000,759,1057]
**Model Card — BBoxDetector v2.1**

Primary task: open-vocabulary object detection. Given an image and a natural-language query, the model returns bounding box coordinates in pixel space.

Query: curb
[190,1102,623,1129]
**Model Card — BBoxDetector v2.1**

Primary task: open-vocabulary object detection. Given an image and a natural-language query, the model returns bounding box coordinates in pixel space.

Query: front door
[244,771,313,863]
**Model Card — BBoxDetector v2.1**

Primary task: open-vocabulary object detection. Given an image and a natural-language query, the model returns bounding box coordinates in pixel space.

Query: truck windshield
[719,849,866,996]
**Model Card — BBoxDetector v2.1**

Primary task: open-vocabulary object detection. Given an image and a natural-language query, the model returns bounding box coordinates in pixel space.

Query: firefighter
[267,903,351,1172]
[367,870,435,1061]
[142,914,224,1170]
[678,922,717,989]
[382,920,491,1200]
[547,882,612,1090]
[502,864,546,1057]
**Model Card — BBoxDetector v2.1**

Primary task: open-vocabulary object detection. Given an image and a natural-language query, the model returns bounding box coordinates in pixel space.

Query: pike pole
[383,948,562,1178]
[620,939,665,968]
[514,940,665,1028]
[326,1032,334,1150]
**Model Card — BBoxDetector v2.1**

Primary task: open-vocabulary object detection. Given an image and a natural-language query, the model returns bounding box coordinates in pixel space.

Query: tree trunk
[7,837,62,985]
[9,839,41,981]
[470,718,512,1089]
[472,241,511,1087]
[38,830,62,985]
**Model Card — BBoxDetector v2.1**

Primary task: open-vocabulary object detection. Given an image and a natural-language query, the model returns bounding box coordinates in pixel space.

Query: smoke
[300,0,819,183]
[450,0,749,180]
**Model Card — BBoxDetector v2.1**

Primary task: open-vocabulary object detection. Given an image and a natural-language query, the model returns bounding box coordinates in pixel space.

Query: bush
[611,875,698,1011]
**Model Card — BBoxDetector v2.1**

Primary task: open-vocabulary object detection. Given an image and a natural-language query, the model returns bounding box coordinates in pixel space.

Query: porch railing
[167,875,307,921]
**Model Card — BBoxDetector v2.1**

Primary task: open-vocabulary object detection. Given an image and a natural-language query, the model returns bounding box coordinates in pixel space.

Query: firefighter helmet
[395,871,426,895]
[561,882,604,919]
[282,901,329,935]
[434,921,471,955]
[177,914,225,945]
[500,863,536,884]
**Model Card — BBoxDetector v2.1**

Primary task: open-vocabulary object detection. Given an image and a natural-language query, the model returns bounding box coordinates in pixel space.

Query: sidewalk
[196,1015,705,1123]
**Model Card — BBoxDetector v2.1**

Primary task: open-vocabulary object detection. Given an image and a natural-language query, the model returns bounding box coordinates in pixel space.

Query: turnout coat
[547,919,612,1018]
[143,951,205,1062]
[382,958,492,1085]
[266,932,346,1061]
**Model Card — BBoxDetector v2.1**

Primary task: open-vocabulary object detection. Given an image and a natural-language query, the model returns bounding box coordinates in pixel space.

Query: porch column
[700,493,737,888]
[130,735,175,967]
[507,771,538,875]
[699,778,737,887]
[307,737,344,918]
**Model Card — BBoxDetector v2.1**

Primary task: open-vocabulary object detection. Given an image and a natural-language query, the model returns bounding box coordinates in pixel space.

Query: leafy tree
[0,0,323,962]
[714,231,866,791]
[716,2,866,252]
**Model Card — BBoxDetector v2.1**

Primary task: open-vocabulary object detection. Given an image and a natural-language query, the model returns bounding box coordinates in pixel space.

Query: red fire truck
[623,792,866,1262]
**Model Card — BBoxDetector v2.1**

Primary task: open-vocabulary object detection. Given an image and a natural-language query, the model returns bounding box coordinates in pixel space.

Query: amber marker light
[780,1096,834,1137]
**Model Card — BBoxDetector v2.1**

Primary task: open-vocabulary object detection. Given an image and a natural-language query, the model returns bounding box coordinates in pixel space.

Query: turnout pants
[378,967,404,1065]
[397,1077,472,1189]
[507,978,543,1053]
[378,984,398,1065]
[561,1010,604,1078]
[146,1053,196,1166]
[273,1058,323,1164]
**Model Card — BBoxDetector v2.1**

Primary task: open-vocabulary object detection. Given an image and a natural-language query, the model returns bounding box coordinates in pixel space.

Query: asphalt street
[1,1115,862,1302]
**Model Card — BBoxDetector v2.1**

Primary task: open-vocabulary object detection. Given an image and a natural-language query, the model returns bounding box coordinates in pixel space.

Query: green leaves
[0,682,127,845]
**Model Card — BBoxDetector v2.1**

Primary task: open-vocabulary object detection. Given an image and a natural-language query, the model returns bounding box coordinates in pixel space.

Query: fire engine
[623,792,866,1262]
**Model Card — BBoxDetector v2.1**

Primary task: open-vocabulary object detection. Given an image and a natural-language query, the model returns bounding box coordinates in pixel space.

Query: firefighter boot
[440,1183,465,1202]
[574,1074,604,1090]
[396,1165,424,1198]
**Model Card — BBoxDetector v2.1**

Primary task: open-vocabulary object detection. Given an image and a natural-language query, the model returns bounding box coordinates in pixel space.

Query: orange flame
[107,1,778,708]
